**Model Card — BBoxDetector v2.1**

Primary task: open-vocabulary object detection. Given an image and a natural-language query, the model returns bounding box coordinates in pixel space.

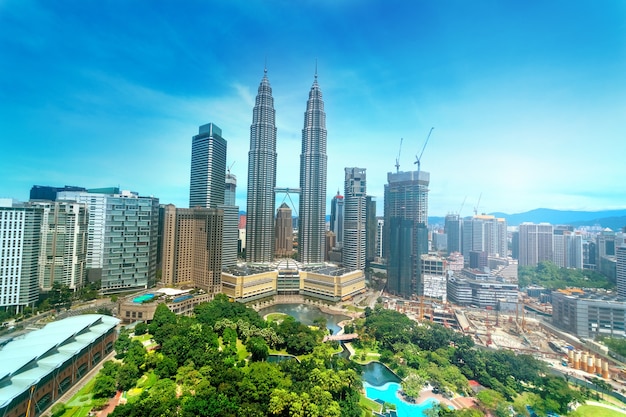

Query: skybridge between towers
[275,187,300,216]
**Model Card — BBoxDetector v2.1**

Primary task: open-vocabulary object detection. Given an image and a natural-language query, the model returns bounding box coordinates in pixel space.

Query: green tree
[247,336,269,362]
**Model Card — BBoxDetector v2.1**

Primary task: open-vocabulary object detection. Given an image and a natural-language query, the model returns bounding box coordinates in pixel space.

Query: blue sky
[1,0,625,217]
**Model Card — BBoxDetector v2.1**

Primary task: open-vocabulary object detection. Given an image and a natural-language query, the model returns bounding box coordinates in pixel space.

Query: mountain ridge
[430,208,626,230]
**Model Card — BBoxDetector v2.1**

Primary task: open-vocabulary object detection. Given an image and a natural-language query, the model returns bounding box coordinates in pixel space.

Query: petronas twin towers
[245,69,327,263]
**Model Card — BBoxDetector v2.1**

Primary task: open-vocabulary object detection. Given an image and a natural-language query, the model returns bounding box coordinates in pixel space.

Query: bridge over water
[323,333,359,342]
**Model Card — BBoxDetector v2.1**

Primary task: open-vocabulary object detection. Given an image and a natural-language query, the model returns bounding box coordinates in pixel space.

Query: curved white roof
[0,314,119,410]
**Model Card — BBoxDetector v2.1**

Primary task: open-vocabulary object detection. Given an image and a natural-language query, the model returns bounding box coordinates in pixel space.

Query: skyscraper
[518,223,554,267]
[329,191,344,247]
[220,169,239,267]
[275,203,294,258]
[161,205,223,293]
[343,167,367,270]
[298,72,327,264]
[33,200,88,291]
[444,214,462,254]
[246,69,277,262]
[189,123,227,209]
[0,202,42,312]
[58,189,160,293]
[617,246,626,297]
[384,170,429,298]
[461,215,507,260]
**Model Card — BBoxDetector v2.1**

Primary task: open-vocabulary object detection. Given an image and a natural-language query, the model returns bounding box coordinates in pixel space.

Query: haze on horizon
[1,1,624,217]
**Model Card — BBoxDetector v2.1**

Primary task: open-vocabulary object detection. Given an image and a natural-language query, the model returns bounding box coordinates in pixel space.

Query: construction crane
[227,161,236,175]
[395,138,403,173]
[473,192,482,216]
[414,127,434,174]
[458,196,467,216]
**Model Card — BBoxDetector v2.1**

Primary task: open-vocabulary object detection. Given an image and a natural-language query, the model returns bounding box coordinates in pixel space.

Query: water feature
[259,303,350,334]
[364,381,439,417]
[362,362,443,417]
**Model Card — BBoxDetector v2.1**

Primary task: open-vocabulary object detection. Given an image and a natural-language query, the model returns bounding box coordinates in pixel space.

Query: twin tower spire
[245,68,327,263]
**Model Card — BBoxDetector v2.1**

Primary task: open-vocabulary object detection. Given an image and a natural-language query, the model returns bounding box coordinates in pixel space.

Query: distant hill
[429,208,626,230]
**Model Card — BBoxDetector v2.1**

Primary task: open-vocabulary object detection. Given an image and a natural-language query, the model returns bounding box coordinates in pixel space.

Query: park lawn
[265,312,289,323]
[66,379,96,406]
[236,339,250,360]
[344,305,364,313]
[60,405,92,417]
[132,333,153,343]
[576,405,626,417]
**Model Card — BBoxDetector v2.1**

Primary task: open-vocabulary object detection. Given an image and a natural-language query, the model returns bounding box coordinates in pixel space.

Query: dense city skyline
[1,1,625,216]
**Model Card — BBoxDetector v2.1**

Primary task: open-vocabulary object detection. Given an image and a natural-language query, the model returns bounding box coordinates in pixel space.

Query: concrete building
[518,223,554,267]
[0,203,42,311]
[366,196,377,264]
[275,203,294,258]
[221,260,365,303]
[329,191,344,248]
[552,289,626,339]
[342,167,367,270]
[384,169,429,298]
[447,271,518,309]
[117,288,213,324]
[421,254,447,300]
[58,189,111,281]
[444,213,462,254]
[0,314,119,417]
[298,72,328,264]
[32,201,88,292]
[617,246,626,297]
[462,215,507,261]
[161,205,223,293]
[375,217,384,260]
[246,70,278,263]
[220,170,239,267]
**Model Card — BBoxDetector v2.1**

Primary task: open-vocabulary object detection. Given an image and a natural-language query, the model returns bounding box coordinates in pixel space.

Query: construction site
[382,295,623,386]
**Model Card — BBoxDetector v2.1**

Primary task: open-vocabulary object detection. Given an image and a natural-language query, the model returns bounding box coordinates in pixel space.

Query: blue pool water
[364,381,439,417]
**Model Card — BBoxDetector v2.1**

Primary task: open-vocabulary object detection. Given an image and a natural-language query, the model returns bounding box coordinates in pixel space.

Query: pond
[362,362,441,417]
[259,303,350,334]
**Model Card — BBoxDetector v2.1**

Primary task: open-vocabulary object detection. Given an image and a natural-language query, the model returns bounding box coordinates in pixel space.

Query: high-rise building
[444,214,462,254]
[221,170,239,267]
[461,215,507,261]
[329,191,344,247]
[298,72,327,264]
[375,217,384,259]
[617,246,626,297]
[32,201,88,291]
[189,123,227,209]
[161,205,223,293]
[58,189,110,279]
[59,189,160,293]
[343,168,367,270]
[518,223,554,267]
[246,70,277,262]
[366,195,377,264]
[0,202,43,311]
[384,170,429,298]
[275,203,294,258]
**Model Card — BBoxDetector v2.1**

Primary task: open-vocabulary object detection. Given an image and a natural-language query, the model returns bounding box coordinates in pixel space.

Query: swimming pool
[132,293,155,303]
[363,381,439,417]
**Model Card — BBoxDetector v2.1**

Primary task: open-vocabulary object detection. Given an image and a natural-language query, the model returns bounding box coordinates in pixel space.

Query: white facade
[0,206,42,310]
[58,191,107,270]
[33,201,88,291]
[342,168,366,270]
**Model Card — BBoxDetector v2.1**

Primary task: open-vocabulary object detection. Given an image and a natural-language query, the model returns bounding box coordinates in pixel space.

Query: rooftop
[0,314,119,409]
